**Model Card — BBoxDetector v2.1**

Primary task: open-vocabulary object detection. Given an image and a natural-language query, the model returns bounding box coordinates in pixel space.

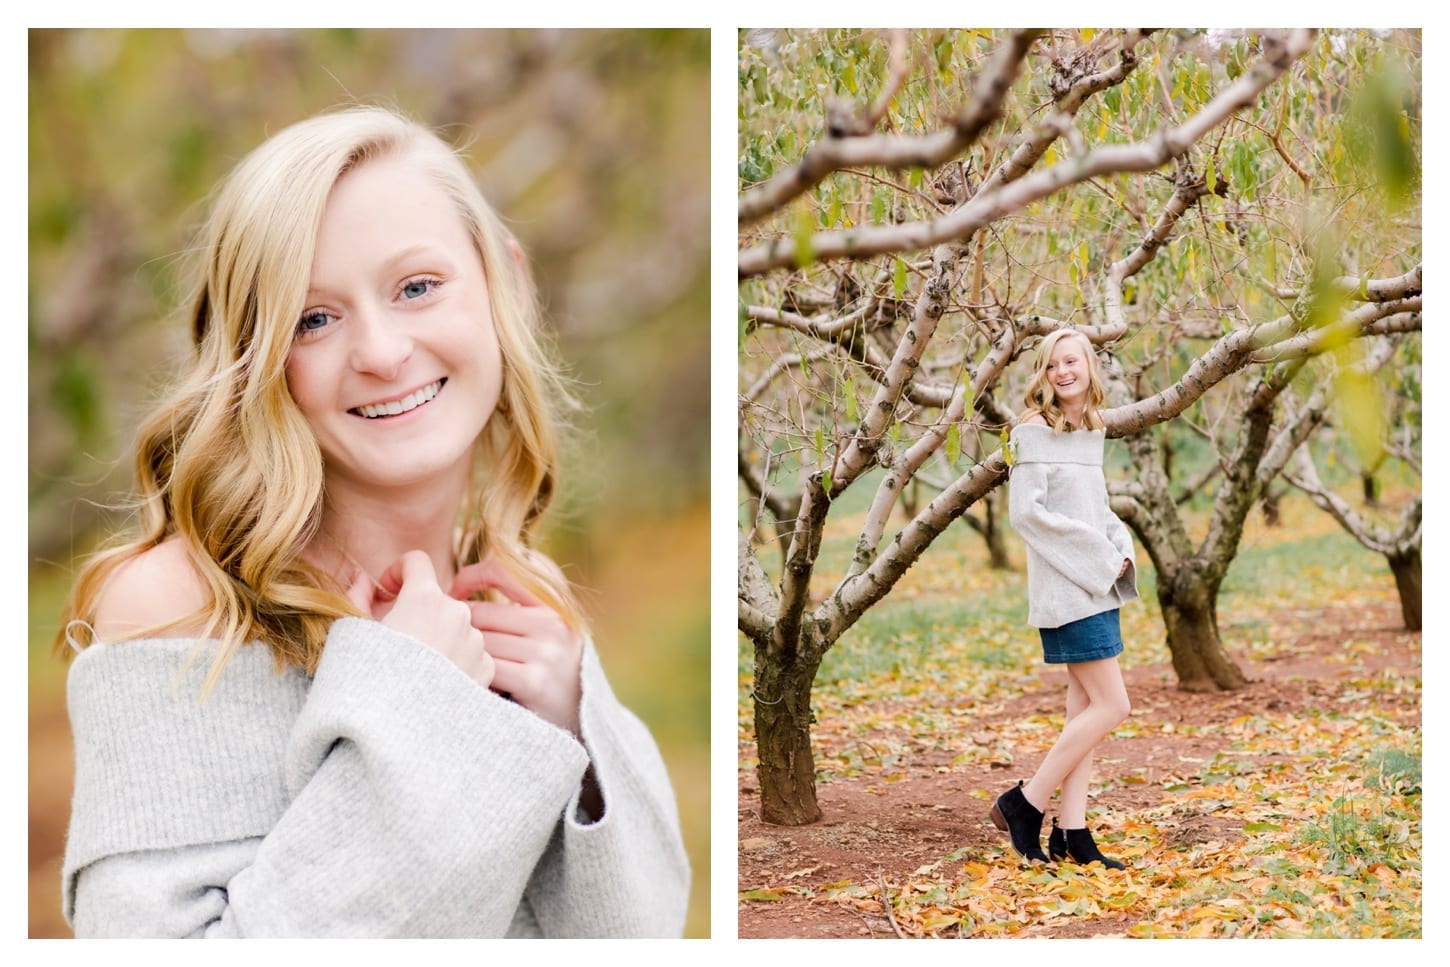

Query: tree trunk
[1362,471,1379,506]
[753,645,825,825]
[1260,486,1281,527]
[982,489,1011,569]
[1157,567,1249,691]
[1387,547,1421,631]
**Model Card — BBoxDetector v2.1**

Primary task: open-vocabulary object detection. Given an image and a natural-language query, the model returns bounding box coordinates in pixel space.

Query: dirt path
[737,601,1421,938]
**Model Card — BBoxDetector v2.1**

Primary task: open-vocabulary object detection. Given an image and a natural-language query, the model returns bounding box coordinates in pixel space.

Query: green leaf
[893,257,907,299]
[739,888,788,902]
[845,374,858,422]
[870,188,888,224]
[1336,365,1385,468]
[945,423,960,466]
[792,206,816,268]
[826,190,842,228]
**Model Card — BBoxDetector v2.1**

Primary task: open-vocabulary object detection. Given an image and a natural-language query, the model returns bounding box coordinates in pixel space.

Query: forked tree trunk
[1387,547,1421,631]
[752,641,825,825]
[1157,566,1249,691]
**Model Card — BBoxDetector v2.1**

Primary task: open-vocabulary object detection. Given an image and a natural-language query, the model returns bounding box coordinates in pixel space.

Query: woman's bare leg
[1020,657,1129,813]
[1056,665,1099,827]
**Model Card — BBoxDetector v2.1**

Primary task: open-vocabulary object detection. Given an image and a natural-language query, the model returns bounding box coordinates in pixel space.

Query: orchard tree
[738,28,1420,824]
[1282,334,1422,630]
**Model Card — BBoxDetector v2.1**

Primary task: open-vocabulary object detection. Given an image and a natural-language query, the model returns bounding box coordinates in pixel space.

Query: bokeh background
[27,28,709,937]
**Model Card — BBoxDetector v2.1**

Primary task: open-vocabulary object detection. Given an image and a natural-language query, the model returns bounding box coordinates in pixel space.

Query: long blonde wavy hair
[1019,328,1107,432]
[57,106,585,688]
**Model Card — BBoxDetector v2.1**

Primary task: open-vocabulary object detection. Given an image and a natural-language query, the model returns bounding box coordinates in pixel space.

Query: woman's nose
[348,308,412,380]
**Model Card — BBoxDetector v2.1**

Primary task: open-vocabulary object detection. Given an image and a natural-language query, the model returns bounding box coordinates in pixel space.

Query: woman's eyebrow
[306,244,453,297]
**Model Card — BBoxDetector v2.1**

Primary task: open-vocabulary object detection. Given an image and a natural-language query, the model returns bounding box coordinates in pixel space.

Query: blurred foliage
[28,28,708,938]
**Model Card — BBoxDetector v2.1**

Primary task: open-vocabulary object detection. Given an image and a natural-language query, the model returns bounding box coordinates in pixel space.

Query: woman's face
[285,153,503,496]
[1044,336,1092,408]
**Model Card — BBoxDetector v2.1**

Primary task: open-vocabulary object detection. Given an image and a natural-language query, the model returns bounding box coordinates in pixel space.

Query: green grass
[740,484,1414,720]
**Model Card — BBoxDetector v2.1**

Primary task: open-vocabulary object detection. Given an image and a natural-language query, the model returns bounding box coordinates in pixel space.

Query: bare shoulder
[1019,412,1049,427]
[92,537,213,642]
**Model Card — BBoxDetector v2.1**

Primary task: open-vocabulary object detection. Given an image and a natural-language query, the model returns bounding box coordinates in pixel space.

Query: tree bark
[1387,547,1421,631]
[1157,564,1250,691]
[752,640,825,825]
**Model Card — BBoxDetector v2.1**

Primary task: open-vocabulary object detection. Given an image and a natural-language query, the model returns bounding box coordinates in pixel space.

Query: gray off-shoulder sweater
[1007,423,1139,629]
[61,617,690,937]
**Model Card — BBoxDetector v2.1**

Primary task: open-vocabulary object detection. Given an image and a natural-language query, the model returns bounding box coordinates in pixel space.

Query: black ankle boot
[989,781,1048,863]
[1048,817,1067,861]
[1054,823,1125,870]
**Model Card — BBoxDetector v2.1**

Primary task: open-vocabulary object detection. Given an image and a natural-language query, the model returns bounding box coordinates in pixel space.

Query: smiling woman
[53,106,689,938]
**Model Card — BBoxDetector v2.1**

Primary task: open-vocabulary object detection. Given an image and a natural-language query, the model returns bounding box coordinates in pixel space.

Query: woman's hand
[347,551,495,688]
[1118,558,1131,579]
[449,556,584,738]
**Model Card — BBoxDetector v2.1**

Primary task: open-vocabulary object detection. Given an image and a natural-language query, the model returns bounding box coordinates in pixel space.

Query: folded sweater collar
[1009,422,1104,465]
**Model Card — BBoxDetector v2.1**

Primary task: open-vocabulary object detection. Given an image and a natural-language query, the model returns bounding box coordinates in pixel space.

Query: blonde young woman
[56,106,689,937]
[989,328,1137,869]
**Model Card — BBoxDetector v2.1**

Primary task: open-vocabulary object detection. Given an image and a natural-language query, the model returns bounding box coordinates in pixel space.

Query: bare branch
[738,529,779,642]
[774,482,829,658]
[977,29,1154,197]
[741,346,842,404]
[1334,263,1422,301]
[1099,163,1216,340]
[829,245,957,492]
[738,443,798,526]
[739,29,1317,277]
[865,30,911,129]
[746,301,878,343]
[738,29,1044,226]
[1283,449,1419,557]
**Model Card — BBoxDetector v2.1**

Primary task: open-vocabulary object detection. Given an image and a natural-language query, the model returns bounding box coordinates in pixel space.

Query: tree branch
[738,527,779,642]
[739,29,1317,277]
[738,29,1044,226]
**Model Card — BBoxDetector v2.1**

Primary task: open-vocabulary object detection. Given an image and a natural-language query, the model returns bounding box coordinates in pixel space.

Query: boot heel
[988,781,1048,863]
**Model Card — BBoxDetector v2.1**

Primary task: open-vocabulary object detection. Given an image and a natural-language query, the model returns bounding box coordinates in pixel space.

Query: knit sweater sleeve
[1007,459,1122,597]
[64,617,590,937]
[1104,495,1138,590]
[518,640,691,937]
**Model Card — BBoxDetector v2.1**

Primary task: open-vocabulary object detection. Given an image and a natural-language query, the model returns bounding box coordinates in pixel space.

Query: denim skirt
[1038,608,1123,664]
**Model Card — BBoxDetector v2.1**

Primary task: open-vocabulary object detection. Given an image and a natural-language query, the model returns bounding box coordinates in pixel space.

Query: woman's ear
[507,236,525,267]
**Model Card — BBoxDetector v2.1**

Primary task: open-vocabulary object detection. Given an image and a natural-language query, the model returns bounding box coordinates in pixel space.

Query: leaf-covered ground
[738,494,1421,938]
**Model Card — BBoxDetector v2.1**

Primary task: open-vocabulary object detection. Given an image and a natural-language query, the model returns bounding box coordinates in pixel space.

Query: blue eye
[295,311,333,338]
[401,277,440,300]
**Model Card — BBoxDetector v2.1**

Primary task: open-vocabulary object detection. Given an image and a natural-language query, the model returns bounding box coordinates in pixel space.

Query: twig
[877,870,908,939]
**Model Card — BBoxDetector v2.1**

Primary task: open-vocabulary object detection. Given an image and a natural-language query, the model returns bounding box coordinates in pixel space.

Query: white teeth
[356,380,442,419]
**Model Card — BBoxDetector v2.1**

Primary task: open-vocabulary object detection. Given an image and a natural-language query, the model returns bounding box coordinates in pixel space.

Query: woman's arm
[1008,462,1123,596]
[64,620,589,937]
[519,640,691,937]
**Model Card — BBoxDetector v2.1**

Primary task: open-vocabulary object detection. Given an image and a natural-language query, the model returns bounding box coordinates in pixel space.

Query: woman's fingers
[344,566,375,615]
[373,550,494,689]
[377,549,437,601]
[466,600,558,636]
[450,557,543,607]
